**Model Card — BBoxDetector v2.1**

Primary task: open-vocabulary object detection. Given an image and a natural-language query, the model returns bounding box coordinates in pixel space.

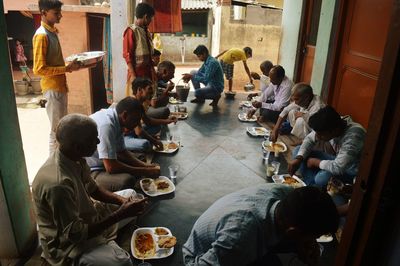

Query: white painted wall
[211,5,221,57]
[278,0,304,80]
[111,0,129,102]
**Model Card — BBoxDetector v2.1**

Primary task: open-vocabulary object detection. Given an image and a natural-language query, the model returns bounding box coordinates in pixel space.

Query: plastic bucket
[14,80,29,96]
[176,85,190,102]
[30,78,42,94]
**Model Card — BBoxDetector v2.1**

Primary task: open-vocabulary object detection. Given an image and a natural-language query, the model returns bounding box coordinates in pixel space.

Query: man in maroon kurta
[123,3,155,96]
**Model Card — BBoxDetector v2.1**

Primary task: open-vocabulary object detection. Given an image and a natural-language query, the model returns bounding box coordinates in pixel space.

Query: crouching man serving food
[32,114,147,265]
[183,184,339,266]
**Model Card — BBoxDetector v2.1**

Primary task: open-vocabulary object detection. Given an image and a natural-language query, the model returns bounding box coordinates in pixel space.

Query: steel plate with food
[262,141,287,153]
[238,113,257,122]
[154,141,179,153]
[65,51,105,66]
[169,97,182,104]
[140,176,175,197]
[170,112,188,120]
[272,174,306,188]
[246,127,270,137]
[131,227,176,260]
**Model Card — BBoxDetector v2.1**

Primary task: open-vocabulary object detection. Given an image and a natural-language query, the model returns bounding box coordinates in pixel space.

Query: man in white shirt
[248,65,293,123]
[247,60,273,100]
[270,83,325,142]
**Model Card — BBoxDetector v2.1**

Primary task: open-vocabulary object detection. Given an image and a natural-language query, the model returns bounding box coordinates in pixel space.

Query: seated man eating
[183,45,224,107]
[124,77,177,153]
[248,65,293,123]
[147,60,176,119]
[183,184,339,266]
[32,114,147,265]
[86,97,160,192]
[288,106,366,189]
[270,83,325,142]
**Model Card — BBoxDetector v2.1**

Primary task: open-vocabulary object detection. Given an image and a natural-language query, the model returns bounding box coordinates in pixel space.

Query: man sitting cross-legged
[86,97,160,192]
[248,65,293,123]
[183,45,224,107]
[270,83,326,142]
[288,106,366,191]
[124,77,177,153]
[32,114,147,266]
[147,60,176,119]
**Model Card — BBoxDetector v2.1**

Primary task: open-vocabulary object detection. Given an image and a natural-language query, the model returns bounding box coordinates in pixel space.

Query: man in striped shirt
[33,0,81,154]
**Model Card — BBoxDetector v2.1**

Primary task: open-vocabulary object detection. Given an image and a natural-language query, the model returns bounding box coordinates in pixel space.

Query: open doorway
[87,13,109,112]
[295,0,322,84]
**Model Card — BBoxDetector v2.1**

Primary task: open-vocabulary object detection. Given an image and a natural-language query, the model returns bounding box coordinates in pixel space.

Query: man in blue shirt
[183,184,339,266]
[86,97,160,191]
[182,45,224,107]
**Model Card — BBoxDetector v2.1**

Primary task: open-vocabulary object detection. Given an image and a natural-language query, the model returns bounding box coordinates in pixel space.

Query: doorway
[87,14,109,112]
[295,0,322,84]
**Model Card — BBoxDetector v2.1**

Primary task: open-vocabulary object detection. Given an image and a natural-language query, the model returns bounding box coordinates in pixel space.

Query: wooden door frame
[293,0,309,83]
[333,1,400,265]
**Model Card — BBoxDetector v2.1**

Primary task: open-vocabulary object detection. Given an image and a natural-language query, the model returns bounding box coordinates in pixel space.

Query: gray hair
[56,114,97,148]
[292,82,313,96]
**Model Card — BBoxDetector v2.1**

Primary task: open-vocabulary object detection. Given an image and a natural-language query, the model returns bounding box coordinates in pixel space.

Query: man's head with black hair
[135,3,154,27]
[193,45,209,62]
[135,3,155,19]
[308,106,346,141]
[131,77,153,101]
[269,65,285,86]
[243,47,252,59]
[278,186,339,238]
[157,60,175,81]
[39,0,63,12]
[39,0,63,25]
[116,97,144,130]
[152,49,162,66]
[260,60,273,76]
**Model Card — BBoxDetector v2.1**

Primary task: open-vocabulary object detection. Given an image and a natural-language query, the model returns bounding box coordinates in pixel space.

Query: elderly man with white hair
[32,114,147,266]
[270,83,325,142]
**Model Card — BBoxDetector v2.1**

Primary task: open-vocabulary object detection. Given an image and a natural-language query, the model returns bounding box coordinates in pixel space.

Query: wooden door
[329,0,393,127]
[296,0,322,84]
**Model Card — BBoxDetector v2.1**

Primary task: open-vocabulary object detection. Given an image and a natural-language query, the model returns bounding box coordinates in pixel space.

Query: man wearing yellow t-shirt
[216,47,253,93]
[33,0,81,154]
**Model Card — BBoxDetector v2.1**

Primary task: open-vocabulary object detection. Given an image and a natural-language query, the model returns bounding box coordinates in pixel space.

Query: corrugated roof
[181,0,213,10]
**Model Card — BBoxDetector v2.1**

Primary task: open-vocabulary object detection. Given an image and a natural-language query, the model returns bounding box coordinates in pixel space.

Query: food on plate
[155,180,170,190]
[283,176,303,188]
[155,227,169,235]
[164,142,178,150]
[135,233,156,258]
[254,127,266,134]
[157,236,177,248]
[266,142,285,153]
[141,179,156,192]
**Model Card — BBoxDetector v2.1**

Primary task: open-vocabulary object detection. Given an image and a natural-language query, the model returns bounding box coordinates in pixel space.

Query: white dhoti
[288,110,311,139]
[74,189,136,266]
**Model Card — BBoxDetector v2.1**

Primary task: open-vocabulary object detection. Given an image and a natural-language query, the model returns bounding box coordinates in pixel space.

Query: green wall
[278,0,304,80]
[0,2,37,258]
[311,0,337,96]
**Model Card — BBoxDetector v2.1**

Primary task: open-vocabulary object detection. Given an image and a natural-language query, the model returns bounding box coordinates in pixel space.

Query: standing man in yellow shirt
[216,47,253,93]
[33,0,81,154]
